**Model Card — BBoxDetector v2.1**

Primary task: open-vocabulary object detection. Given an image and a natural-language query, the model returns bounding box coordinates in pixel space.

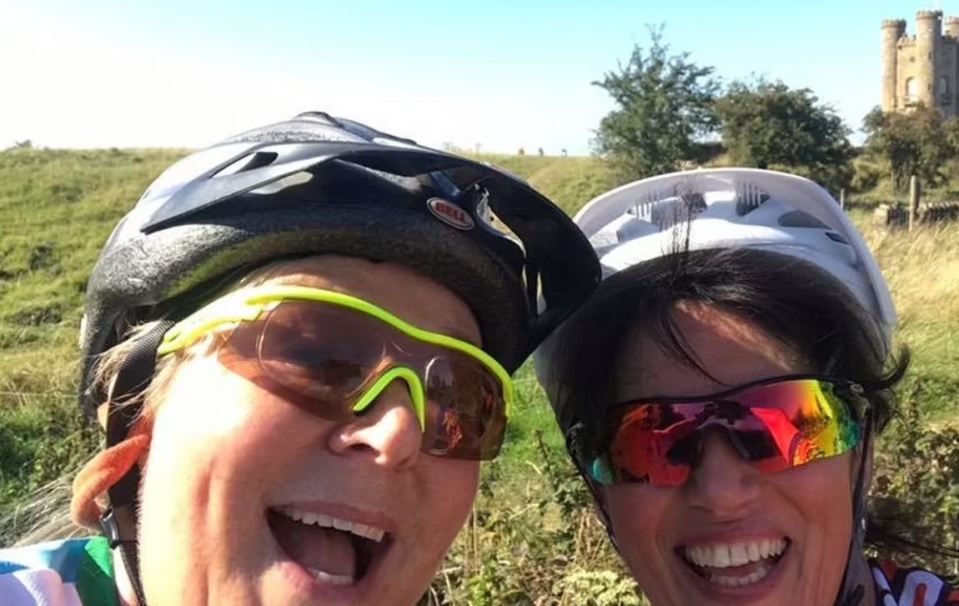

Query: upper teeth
[684,538,787,568]
[278,507,386,542]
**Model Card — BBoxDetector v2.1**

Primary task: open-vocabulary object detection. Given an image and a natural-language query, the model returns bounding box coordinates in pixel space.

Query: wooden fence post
[909,175,921,231]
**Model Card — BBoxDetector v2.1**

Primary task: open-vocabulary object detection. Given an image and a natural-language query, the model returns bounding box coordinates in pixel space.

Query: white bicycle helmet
[578,168,896,343]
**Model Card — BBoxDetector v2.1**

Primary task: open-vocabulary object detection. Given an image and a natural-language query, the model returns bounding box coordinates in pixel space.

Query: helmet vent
[778,210,830,229]
[631,192,706,228]
[215,151,279,178]
[735,181,771,216]
[825,231,850,244]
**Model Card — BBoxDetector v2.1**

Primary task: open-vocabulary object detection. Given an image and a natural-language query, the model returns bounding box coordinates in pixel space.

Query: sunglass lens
[256,302,383,414]
[423,354,507,460]
[604,380,862,486]
[607,404,697,486]
[744,381,861,465]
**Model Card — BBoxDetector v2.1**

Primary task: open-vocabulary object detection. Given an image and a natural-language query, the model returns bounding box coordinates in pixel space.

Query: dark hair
[550,248,907,454]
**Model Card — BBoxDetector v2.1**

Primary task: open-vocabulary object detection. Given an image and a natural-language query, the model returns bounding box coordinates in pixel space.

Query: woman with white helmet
[0,112,599,605]
[536,168,958,606]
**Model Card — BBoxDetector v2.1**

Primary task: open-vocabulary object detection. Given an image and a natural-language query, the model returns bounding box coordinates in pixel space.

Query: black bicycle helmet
[80,111,599,415]
[78,112,599,604]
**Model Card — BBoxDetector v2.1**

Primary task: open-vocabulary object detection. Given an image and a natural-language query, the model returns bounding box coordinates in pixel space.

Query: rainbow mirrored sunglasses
[157,285,514,460]
[582,376,865,486]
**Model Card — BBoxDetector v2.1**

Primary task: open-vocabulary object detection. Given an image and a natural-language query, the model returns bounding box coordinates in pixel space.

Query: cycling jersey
[0,537,117,606]
[872,559,959,606]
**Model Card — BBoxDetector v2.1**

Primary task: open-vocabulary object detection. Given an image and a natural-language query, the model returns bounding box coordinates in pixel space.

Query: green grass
[473,153,619,215]
[849,208,959,422]
[0,148,186,532]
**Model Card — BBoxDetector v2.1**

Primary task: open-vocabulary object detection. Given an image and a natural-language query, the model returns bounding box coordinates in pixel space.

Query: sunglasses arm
[565,423,620,550]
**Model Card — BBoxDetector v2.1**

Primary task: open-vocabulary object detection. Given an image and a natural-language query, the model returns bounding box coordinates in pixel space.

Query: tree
[714,79,854,192]
[592,28,720,178]
[862,104,956,190]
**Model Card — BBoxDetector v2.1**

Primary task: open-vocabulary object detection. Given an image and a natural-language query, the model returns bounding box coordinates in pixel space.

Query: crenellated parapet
[946,17,959,38]
[882,19,907,31]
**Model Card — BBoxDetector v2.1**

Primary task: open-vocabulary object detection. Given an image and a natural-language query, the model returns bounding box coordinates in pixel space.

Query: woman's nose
[326,379,422,469]
[684,430,762,516]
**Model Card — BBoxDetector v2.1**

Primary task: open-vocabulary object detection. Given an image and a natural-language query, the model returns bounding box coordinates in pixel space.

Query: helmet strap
[834,412,875,606]
[101,319,175,606]
[564,423,621,553]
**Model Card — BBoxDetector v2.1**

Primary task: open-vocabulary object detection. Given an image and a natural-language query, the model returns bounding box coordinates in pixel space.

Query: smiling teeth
[710,563,772,587]
[278,507,386,542]
[684,538,787,568]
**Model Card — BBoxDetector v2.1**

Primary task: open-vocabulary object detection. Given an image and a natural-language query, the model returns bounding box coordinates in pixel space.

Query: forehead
[615,302,808,400]
[244,255,482,345]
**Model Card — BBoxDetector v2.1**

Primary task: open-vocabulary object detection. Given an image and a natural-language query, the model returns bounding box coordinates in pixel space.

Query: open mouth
[677,538,790,588]
[267,506,392,587]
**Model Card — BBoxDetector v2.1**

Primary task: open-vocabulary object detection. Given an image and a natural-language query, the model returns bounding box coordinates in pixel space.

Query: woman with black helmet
[0,112,599,605]
[536,169,959,606]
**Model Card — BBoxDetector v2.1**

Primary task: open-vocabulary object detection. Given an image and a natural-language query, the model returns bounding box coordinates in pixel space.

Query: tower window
[906,77,918,101]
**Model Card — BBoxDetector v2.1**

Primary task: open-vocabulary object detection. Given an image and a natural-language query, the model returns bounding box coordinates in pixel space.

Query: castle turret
[915,10,943,108]
[947,16,959,38]
[882,19,907,111]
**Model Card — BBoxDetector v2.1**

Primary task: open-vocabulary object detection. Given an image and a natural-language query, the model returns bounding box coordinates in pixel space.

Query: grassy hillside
[0,148,957,601]
[0,150,184,502]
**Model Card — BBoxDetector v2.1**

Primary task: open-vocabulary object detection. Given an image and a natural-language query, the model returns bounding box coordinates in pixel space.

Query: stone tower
[915,10,942,108]
[882,10,959,117]
[882,19,907,111]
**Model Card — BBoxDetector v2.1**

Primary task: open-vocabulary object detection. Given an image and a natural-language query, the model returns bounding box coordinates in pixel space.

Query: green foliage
[850,157,884,193]
[715,79,854,192]
[862,105,959,190]
[592,27,720,179]
[870,380,959,578]
[0,392,99,546]
[424,404,637,605]
[552,570,645,606]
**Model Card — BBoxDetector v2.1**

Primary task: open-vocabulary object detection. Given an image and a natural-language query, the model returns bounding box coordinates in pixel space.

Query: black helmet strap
[100,319,174,606]
[834,411,875,606]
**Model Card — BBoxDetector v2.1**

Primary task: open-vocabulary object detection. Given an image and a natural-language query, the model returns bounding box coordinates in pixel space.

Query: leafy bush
[423,431,638,605]
[870,380,959,580]
[717,79,854,192]
[862,105,959,190]
[851,158,884,193]
[552,570,644,606]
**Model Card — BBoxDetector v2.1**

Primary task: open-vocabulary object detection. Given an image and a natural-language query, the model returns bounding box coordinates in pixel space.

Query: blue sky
[1,0,954,154]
